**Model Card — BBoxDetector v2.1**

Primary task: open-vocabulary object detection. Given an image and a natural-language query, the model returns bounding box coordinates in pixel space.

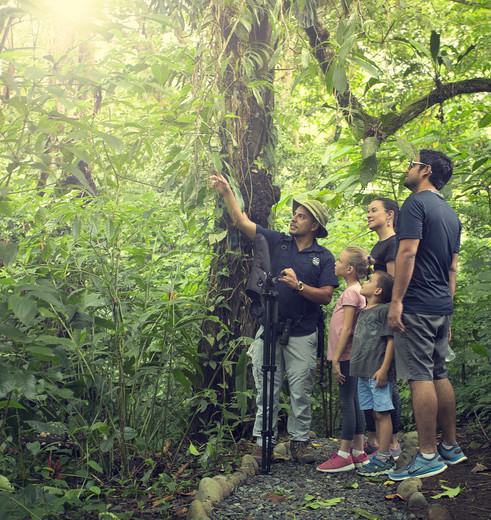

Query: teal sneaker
[437,443,467,465]
[357,456,395,476]
[388,451,447,481]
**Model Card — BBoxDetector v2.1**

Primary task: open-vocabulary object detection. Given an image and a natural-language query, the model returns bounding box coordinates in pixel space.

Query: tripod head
[245,234,278,317]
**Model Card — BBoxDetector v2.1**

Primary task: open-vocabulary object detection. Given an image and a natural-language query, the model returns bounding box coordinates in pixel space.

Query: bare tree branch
[304,18,491,141]
[380,78,491,138]
[447,0,490,9]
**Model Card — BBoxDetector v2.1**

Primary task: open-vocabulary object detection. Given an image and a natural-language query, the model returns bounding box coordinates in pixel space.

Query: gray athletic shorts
[394,313,452,381]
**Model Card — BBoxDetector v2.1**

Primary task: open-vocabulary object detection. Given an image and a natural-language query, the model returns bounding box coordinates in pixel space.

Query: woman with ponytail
[364,198,402,461]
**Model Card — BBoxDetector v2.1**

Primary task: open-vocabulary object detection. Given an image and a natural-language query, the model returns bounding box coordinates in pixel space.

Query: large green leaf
[65,163,96,196]
[338,34,357,63]
[348,56,381,78]
[395,136,418,158]
[332,65,348,95]
[361,137,379,159]
[235,347,250,419]
[99,133,124,152]
[9,295,37,326]
[0,323,27,341]
[471,343,489,358]
[26,346,60,362]
[430,30,440,68]
[358,155,378,187]
[151,63,170,85]
[0,242,18,265]
[0,367,36,399]
[25,420,67,434]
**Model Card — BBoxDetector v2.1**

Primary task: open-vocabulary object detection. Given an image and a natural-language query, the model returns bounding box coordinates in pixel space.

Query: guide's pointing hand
[209,169,231,195]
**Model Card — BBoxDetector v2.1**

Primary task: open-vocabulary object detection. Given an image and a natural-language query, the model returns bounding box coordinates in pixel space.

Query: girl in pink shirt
[317,247,372,473]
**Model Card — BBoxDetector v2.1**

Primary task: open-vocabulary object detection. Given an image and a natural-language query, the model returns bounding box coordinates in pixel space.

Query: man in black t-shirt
[387,150,467,481]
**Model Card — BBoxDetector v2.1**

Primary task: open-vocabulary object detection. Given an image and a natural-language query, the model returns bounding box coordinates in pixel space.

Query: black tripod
[245,233,279,474]
[259,276,279,474]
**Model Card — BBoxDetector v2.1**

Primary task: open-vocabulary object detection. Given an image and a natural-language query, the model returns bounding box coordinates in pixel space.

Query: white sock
[420,452,436,460]
[352,449,364,457]
[338,450,350,458]
[442,443,454,450]
[376,450,390,461]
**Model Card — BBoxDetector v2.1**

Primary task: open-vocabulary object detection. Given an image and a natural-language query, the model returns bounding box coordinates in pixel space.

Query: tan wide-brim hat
[292,198,329,238]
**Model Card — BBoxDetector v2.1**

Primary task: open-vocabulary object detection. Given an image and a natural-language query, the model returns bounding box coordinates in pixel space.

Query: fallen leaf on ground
[344,482,358,489]
[470,463,488,473]
[178,490,197,496]
[263,492,287,504]
[174,506,188,518]
[173,462,190,477]
[432,484,461,499]
[349,507,380,519]
[385,493,405,501]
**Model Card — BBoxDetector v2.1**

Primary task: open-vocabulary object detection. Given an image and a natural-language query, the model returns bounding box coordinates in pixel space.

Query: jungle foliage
[0,0,489,518]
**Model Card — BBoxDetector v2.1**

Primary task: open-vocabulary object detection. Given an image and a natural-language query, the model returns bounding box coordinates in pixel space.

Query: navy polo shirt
[256,225,338,336]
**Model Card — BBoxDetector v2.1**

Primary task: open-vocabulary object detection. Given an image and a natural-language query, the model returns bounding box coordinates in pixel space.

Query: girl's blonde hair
[343,246,374,279]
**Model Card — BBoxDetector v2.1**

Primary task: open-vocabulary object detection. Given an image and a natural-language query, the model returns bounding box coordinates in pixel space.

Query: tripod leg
[260,293,279,474]
[266,325,277,472]
[261,296,272,473]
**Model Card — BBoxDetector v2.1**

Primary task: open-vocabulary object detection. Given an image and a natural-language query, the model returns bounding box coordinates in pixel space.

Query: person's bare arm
[299,284,334,305]
[372,337,394,388]
[210,170,256,240]
[448,253,458,299]
[386,260,395,276]
[448,252,459,341]
[331,305,356,385]
[388,238,419,332]
[278,267,334,305]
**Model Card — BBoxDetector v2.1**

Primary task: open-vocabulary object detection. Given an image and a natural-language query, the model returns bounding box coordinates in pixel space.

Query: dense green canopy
[0,0,489,517]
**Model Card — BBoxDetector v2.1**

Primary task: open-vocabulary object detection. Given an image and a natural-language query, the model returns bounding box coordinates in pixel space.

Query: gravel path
[211,438,415,520]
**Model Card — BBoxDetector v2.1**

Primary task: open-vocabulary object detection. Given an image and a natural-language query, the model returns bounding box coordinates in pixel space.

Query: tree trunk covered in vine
[193,1,280,434]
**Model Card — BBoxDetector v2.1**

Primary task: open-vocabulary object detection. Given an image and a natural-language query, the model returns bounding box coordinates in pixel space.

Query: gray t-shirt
[350,304,394,380]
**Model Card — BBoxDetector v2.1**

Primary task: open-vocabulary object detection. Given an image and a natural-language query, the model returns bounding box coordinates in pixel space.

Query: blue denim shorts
[358,377,394,412]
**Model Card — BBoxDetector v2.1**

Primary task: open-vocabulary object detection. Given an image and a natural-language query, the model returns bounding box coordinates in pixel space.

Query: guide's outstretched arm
[210,169,256,240]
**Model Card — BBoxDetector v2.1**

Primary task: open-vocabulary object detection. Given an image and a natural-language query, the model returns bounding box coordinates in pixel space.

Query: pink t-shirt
[327,284,366,362]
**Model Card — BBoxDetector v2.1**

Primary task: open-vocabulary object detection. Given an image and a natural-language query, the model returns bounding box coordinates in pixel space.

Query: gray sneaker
[437,443,467,465]
[388,451,447,481]
[290,440,315,464]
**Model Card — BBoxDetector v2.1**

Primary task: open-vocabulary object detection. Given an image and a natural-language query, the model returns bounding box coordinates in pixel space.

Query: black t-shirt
[370,236,396,272]
[256,225,338,336]
[396,190,461,315]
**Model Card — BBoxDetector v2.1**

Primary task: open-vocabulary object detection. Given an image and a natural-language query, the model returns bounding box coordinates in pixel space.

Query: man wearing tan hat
[210,170,338,463]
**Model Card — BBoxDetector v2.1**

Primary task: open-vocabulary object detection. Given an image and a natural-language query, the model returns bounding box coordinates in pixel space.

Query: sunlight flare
[45,0,96,26]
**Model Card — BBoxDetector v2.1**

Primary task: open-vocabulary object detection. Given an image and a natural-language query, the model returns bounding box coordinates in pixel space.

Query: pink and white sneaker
[351,450,369,468]
[364,441,379,455]
[316,453,355,473]
[390,444,402,461]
